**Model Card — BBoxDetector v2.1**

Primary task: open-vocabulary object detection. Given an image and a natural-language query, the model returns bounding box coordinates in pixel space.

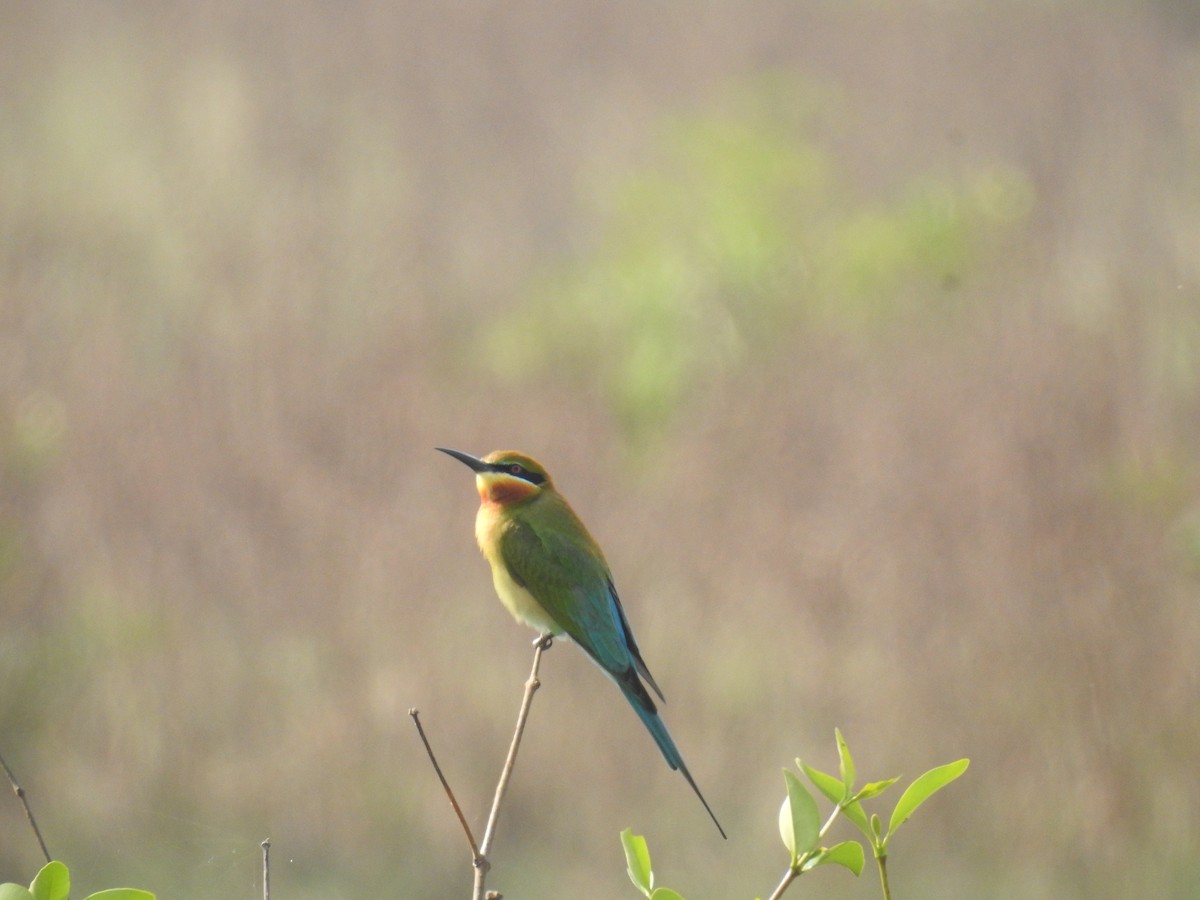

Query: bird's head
[437,447,554,506]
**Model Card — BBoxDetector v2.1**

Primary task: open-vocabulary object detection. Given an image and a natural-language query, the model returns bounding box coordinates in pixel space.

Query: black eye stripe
[492,461,545,485]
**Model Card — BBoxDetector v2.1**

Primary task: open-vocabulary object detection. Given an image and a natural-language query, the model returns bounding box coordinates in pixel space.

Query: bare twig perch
[0,746,51,863]
[413,633,552,900]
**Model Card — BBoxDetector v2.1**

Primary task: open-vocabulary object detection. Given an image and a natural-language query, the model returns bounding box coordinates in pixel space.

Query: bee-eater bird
[437,447,725,838]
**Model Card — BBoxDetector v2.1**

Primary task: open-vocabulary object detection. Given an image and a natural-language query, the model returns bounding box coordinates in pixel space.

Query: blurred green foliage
[483,78,1032,445]
[5,45,407,381]
[5,393,67,483]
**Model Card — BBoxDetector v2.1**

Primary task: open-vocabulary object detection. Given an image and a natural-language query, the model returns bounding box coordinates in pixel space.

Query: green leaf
[835,729,855,794]
[800,761,870,836]
[649,890,686,900]
[82,890,156,900]
[802,841,865,876]
[780,769,820,865]
[888,759,969,837]
[0,885,35,900]
[29,863,69,900]
[777,800,794,863]
[841,798,871,838]
[851,777,901,804]
[621,828,654,897]
[798,760,844,805]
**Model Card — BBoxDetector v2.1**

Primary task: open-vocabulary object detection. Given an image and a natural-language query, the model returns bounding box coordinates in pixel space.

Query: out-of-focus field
[2,2,1199,898]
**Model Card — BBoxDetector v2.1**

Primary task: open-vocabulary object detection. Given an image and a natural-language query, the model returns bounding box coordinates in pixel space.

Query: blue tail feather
[620,683,727,839]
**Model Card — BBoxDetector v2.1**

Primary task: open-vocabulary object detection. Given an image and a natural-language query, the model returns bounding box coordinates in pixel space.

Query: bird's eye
[509,464,525,475]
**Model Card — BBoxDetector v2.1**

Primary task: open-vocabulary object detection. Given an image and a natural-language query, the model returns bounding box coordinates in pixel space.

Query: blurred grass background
[2,1,1199,897]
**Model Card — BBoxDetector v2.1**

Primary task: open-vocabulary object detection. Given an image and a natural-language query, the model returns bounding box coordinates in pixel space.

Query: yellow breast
[474,502,563,636]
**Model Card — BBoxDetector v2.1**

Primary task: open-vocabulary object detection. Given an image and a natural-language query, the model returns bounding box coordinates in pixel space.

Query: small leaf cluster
[480,75,1033,447]
[0,860,154,900]
[781,729,969,898]
[622,729,969,900]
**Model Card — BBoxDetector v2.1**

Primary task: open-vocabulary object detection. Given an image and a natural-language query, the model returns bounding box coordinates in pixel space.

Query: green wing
[497,504,723,837]
[498,514,659,693]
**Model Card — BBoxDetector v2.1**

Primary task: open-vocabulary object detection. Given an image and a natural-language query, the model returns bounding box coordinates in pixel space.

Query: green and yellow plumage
[438,447,725,838]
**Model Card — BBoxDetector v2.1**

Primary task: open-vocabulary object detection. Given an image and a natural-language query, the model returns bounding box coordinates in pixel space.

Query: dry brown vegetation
[2,2,1199,898]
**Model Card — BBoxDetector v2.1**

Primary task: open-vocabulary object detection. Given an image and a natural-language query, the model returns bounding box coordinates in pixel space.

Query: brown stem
[0,747,51,863]
[413,634,552,900]
[410,708,481,862]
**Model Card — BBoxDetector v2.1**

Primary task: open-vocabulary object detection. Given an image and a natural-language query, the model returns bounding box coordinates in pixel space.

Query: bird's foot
[533,632,554,651]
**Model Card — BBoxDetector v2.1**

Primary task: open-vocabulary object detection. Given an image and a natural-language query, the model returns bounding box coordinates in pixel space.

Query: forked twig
[0,747,51,863]
[413,634,553,900]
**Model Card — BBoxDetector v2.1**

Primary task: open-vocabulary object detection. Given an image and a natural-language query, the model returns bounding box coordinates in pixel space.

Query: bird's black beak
[436,447,491,473]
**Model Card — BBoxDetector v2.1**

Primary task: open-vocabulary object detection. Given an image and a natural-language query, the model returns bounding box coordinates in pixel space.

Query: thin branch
[0,747,51,863]
[261,839,270,900]
[472,634,551,900]
[480,634,551,856]
[410,708,481,861]
[413,634,552,900]
[766,867,798,900]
